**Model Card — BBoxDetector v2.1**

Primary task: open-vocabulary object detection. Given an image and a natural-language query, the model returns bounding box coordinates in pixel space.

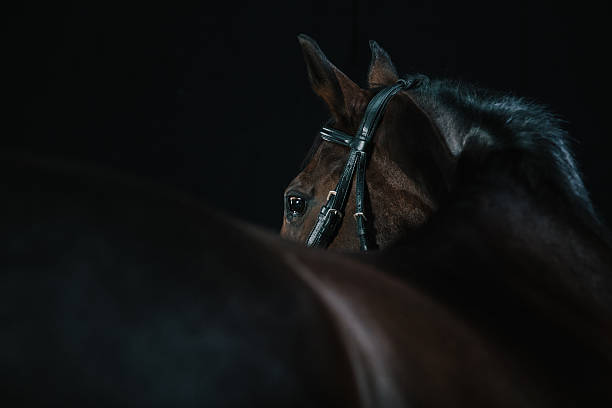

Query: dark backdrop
[8,1,611,231]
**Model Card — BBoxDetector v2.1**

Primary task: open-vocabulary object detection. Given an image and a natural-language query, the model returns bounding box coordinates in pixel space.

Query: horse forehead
[294,142,348,186]
[315,142,348,170]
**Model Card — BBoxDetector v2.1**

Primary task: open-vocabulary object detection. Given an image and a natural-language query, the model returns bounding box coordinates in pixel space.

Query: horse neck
[451,147,612,312]
[369,104,456,210]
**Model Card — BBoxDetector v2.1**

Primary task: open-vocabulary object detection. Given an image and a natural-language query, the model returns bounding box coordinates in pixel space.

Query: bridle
[306,78,417,251]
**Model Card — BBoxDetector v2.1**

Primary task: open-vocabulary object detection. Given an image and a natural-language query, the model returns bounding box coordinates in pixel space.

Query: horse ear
[297,34,360,120]
[367,40,399,87]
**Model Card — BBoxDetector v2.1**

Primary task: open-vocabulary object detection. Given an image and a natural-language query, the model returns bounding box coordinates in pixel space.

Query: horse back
[0,155,358,406]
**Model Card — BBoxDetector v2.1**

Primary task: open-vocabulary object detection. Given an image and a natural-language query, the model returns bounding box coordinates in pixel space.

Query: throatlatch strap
[306,79,414,250]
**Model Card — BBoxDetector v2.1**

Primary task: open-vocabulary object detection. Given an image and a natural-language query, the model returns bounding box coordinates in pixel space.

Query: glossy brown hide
[279,247,531,408]
[281,36,450,251]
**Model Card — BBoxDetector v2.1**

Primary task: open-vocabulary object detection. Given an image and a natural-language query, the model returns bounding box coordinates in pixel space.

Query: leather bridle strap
[306,78,415,251]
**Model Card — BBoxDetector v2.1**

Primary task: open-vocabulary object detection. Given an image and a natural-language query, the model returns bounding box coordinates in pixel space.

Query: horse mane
[406,75,608,240]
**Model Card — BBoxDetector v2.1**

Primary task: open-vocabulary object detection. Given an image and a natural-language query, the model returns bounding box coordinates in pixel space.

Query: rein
[306,78,416,251]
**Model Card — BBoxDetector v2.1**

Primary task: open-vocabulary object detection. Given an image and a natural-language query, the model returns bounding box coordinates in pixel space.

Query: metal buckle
[327,208,342,218]
[353,212,367,221]
[326,190,337,201]
[396,78,414,89]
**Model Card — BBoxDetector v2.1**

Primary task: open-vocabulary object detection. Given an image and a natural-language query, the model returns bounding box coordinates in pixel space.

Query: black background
[8,1,611,231]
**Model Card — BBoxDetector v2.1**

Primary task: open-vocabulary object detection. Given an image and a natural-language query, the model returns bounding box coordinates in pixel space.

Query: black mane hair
[406,75,609,241]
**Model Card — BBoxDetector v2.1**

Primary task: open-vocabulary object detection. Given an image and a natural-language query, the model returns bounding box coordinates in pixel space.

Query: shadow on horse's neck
[357,93,457,247]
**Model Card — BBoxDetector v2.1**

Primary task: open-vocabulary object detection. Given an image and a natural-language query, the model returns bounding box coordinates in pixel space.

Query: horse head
[281,35,453,251]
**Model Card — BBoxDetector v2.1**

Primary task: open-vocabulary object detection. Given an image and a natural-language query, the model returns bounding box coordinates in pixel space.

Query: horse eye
[287,195,306,215]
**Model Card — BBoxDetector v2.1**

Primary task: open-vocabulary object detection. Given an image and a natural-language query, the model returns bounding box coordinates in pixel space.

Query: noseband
[306,78,416,251]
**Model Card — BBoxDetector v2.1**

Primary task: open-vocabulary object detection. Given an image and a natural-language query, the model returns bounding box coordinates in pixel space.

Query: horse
[281,35,609,254]
[2,35,612,406]
[282,34,612,305]
[280,34,612,401]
